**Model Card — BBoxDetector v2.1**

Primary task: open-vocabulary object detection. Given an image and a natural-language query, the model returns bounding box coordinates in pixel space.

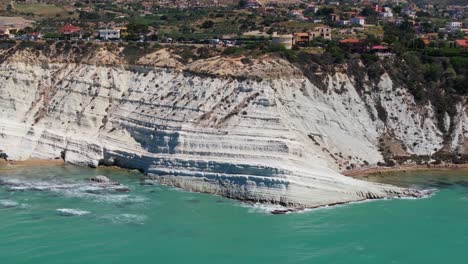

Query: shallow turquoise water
[1,166,468,264]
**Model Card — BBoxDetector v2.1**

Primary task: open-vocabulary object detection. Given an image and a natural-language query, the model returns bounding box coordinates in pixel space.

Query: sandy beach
[0,159,65,168]
[344,163,468,178]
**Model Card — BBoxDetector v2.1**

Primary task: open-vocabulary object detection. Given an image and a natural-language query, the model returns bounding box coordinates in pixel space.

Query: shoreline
[3,158,468,177]
[344,163,468,178]
[0,158,446,215]
[0,159,65,168]
[3,158,468,176]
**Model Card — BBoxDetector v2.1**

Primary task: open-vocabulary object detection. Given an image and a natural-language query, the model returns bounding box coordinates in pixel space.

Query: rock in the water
[89,175,111,183]
[87,175,130,192]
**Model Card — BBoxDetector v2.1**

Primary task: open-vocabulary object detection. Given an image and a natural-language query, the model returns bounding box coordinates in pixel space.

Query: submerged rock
[88,176,130,193]
[89,175,111,183]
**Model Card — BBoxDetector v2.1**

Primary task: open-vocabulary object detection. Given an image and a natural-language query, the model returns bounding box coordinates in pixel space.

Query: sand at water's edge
[2,158,468,179]
[345,164,468,178]
[0,159,64,168]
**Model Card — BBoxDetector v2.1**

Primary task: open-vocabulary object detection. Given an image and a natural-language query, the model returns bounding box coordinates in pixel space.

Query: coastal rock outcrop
[1,46,463,208]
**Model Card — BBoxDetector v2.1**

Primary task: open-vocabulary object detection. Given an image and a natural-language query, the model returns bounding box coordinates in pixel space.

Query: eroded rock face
[0,49,463,208]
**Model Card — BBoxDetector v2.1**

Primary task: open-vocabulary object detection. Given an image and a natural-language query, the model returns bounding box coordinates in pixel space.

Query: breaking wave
[56,208,91,216]
[0,178,146,204]
[101,213,147,225]
[0,199,29,209]
[239,202,290,214]
[0,199,19,208]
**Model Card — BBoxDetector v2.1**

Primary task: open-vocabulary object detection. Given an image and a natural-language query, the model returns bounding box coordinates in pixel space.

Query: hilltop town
[0,0,465,52]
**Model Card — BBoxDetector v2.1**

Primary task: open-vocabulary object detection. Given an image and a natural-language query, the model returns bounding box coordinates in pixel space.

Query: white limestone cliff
[1,48,460,208]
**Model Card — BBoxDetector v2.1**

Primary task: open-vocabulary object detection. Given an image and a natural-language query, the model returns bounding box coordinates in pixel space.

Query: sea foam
[0,199,19,208]
[56,208,91,216]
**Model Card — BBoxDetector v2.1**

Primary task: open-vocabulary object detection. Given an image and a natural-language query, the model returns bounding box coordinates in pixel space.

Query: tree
[416,11,430,17]
[454,76,468,94]
[421,22,434,33]
[126,22,149,41]
[128,22,148,34]
[238,0,247,8]
[360,6,377,17]
[393,6,402,15]
[367,34,382,45]
[424,63,442,82]
[201,20,214,29]
[79,11,100,20]
[316,7,334,16]
[414,38,427,49]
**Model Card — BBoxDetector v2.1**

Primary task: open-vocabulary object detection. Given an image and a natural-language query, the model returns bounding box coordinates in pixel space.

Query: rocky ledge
[0,45,462,208]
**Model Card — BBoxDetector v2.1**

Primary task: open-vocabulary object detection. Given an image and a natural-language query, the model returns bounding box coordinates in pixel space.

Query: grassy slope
[14,3,68,17]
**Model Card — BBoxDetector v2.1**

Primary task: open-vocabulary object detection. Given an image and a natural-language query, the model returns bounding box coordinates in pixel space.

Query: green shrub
[222,46,243,55]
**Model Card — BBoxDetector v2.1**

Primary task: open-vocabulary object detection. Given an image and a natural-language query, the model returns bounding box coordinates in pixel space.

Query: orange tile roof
[421,38,430,45]
[455,39,468,48]
[59,24,81,34]
[339,38,362,44]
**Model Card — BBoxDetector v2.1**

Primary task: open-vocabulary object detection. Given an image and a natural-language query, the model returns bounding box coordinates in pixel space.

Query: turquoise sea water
[1,165,468,264]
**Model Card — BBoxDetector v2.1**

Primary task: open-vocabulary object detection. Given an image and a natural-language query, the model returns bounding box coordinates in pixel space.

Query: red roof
[339,38,362,44]
[59,24,81,34]
[371,45,388,50]
[455,39,468,48]
[420,38,430,45]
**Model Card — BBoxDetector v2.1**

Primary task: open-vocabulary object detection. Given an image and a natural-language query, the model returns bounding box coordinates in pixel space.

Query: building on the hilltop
[99,29,120,40]
[311,26,332,40]
[0,28,13,39]
[115,27,128,37]
[342,12,357,20]
[271,32,294,49]
[339,20,350,26]
[339,38,367,52]
[18,32,41,41]
[244,0,261,9]
[59,24,81,35]
[371,45,390,53]
[330,13,340,22]
[293,32,310,46]
[455,37,468,51]
[59,24,82,39]
[350,17,365,26]
[380,7,393,19]
[293,26,332,46]
[402,8,416,18]
[446,21,462,32]
[420,37,430,46]
[306,4,319,13]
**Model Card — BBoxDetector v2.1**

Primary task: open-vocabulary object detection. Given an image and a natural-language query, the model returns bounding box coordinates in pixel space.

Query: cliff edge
[1,43,459,208]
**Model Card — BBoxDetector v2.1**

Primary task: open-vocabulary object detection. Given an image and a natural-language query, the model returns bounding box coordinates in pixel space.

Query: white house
[350,17,365,26]
[339,20,350,26]
[271,32,294,49]
[307,4,319,13]
[446,21,462,32]
[99,29,121,40]
[380,7,393,18]
[402,9,416,17]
